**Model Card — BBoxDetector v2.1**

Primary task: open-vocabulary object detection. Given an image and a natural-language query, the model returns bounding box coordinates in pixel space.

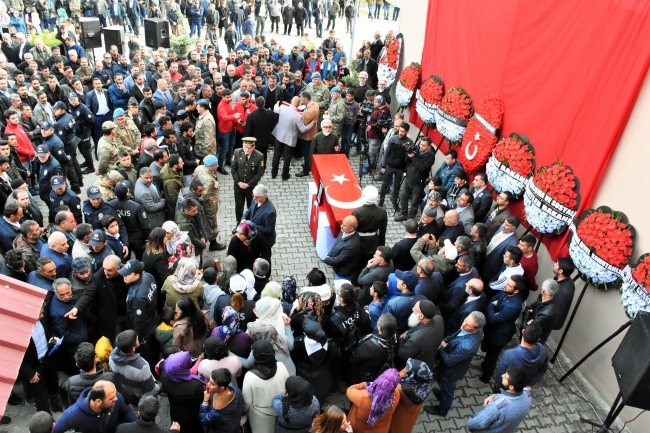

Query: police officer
[231,137,265,221]
[67,91,95,174]
[82,186,129,254]
[118,258,160,369]
[40,122,81,194]
[35,145,63,223]
[109,183,151,260]
[53,101,83,185]
[49,175,83,224]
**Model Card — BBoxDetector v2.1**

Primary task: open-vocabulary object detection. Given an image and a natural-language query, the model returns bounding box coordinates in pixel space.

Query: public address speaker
[144,19,170,49]
[78,18,103,50]
[611,310,650,410]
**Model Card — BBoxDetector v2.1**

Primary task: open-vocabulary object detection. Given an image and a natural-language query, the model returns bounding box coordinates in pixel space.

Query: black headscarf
[282,376,314,422]
[302,319,327,345]
[249,340,277,380]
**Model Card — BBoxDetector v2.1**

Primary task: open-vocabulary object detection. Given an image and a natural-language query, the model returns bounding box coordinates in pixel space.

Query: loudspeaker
[78,18,103,50]
[103,26,125,55]
[144,18,170,49]
[612,311,650,410]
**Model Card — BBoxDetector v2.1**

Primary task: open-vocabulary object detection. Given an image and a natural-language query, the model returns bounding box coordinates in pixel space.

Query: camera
[357,100,374,121]
[405,141,419,154]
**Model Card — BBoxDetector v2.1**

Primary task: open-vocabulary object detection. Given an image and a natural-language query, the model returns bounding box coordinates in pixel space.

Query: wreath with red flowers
[415,75,444,126]
[395,62,420,107]
[632,255,650,289]
[378,34,403,88]
[532,161,579,209]
[486,133,535,198]
[622,253,650,319]
[435,87,474,145]
[458,92,505,175]
[569,206,635,289]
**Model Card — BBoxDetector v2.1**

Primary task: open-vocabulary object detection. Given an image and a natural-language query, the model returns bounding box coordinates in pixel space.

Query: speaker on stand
[78,18,102,65]
[144,18,170,49]
[103,26,126,55]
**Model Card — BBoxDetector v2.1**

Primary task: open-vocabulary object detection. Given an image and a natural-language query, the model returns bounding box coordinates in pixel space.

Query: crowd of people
[0,1,579,433]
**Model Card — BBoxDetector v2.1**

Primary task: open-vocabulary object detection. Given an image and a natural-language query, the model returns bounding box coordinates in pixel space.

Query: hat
[378,78,388,85]
[230,274,247,293]
[242,137,257,147]
[107,170,124,183]
[36,145,50,156]
[330,86,341,93]
[419,300,437,319]
[102,120,116,129]
[321,118,332,127]
[362,185,378,204]
[68,91,79,100]
[50,175,65,188]
[422,205,437,218]
[358,71,368,79]
[118,259,144,276]
[53,101,67,110]
[311,72,321,79]
[88,229,106,247]
[395,269,419,291]
[113,108,125,119]
[128,97,138,106]
[114,183,128,199]
[196,98,208,105]
[374,95,384,104]
[71,257,90,273]
[87,186,102,199]
[203,155,218,167]
[177,109,188,118]
[39,122,54,130]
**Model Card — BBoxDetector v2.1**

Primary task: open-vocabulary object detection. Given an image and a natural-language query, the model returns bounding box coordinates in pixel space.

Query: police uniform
[49,176,83,224]
[109,197,151,260]
[82,187,130,246]
[231,137,266,221]
[42,125,80,193]
[54,111,82,182]
[36,146,63,223]
[68,97,95,171]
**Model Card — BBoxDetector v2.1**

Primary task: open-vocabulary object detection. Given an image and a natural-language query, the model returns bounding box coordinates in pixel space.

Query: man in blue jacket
[425,311,486,417]
[383,269,425,334]
[189,1,204,38]
[434,148,463,190]
[323,215,360,281]
[40,231,73,278]
[49,277,87,374]
[52,381,136,433]
[0,203,22,253]
[480,274,525,384]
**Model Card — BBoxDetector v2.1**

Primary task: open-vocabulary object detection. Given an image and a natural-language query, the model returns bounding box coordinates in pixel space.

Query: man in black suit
[116,395,179,433]
[356,49,378,88]
[444,277,487,336]
[396,300,444,370]
[440,255,479,320]
[521,278,559,344]
[129,72,146,103]
[323,215,360,281]
[470,172,493,223]
[391,218,419,271]
[1,34,19,65]
[244,95,278,164]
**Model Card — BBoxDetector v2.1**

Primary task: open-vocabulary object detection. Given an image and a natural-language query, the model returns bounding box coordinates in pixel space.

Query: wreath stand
[579,392,628,433]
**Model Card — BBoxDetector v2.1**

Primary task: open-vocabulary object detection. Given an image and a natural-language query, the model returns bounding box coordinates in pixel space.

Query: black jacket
[127,271,160,340]
[83,199,129,245]
[214,293,256,331]
[521,298,558,344]
[445,293,488,336]
[243,107,278,149]
[383,134,409,169]
[291,335,339,402]
[405,148,435,186]
[397,316,444,370]
[391,236,418,271]
[176,135,197,176]
[294,6,307,23]
[116,419,171,433]
[109,197,152,245]
[61,370,119,408]
[470,238,487,274]
[159,365,204,433]
[323,231,360,278]
[348,334,393,385]
[470,187,493,223]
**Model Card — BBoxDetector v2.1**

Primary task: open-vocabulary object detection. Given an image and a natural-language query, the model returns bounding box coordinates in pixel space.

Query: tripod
[580,392,626,433]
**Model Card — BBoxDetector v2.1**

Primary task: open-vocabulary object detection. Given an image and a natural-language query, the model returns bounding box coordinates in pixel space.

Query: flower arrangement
[621,254,650,319]
[458,92,505,175]
[485,133,535,198]
[435,87,474,145]
[415,75,444,126]
[395,62,420,107]
[524,161,580,234]
[377,34,402,88]
[568,207,635,288]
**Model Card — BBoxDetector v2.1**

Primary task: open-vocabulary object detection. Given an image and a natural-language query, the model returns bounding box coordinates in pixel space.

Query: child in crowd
[155,307,176,348]
[101,215,127,262]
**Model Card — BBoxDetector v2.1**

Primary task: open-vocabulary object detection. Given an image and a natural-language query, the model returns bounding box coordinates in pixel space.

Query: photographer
[363,95,390,174]
[378,122,412,210]
[395,136,436,222]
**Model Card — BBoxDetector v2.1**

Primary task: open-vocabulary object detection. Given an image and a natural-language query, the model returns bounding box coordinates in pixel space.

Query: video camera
[357,100,374,122]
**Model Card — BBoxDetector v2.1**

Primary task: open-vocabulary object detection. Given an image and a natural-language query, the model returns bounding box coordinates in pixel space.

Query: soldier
[194,99,216,161]
[231,137,265,221]
[67,91,95,174]
[40,121,81,194]
[113,150,138,195]
[300,72,330,130]
[110,183,151,260]
[96,121,133,175]
[53,101,83,184]
[49,175,83,224]
[36,145,63,223]
[93,171,120,201]
[113,108,142,155]
[193,156,226,251]
[326,86,345,139]
[127,97,145,135]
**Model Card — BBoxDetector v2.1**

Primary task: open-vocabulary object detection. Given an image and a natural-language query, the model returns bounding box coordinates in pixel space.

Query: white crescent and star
[465,132,481,160]
[331,174,349,185]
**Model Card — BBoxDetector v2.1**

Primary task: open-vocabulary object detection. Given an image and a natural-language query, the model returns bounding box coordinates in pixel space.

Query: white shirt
[489,264,525,291]
[95,90,110,115]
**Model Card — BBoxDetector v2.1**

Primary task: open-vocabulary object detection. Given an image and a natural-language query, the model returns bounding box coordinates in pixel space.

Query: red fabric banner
[411,0,650,259]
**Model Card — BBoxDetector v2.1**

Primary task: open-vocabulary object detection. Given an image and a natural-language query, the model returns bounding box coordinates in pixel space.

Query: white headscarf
[253,297,285,338]
[240,269,257,301]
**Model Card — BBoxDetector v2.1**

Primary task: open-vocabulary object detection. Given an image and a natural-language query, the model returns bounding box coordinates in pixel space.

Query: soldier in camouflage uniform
[300,72,330,131]
[325,86,345,139]
[194,100,217,159]
[96,121,135,175]
[193,155,226,251]
[113,108,142,155]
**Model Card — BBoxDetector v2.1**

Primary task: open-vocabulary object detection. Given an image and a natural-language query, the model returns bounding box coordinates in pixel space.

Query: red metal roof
[0,274,48,417]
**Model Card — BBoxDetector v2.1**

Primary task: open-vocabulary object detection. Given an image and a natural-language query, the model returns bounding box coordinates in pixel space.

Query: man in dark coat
[241,184,277,246]
[323,215,360,281]
[391,219,419,271]
[244,96,278,163]
[116,395,178,433]
[397,300,444,370]
[520,278,560,344]
[439,255,478,320]
[444,278,488,336]
[552,257,576,330]
[351,185,387,272]
[470,172,493,223]
[395,137,436,221]
[482,215,520,283]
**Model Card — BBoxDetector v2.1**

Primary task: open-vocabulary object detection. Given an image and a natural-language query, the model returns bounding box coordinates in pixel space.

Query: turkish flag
[312,155,365,237]
[308,181,337,259]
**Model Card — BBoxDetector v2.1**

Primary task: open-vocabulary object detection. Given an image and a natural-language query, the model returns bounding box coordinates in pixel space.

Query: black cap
[118,259,144,276]
[88,229,106,247]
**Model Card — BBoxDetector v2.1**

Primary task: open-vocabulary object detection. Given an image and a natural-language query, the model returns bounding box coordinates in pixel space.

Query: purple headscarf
[366,368,401,427]
[163,351,204,383]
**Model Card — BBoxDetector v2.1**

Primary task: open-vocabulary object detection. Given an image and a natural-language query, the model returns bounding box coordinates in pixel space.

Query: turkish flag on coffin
[308,181,336,259]
[312,155,365,238]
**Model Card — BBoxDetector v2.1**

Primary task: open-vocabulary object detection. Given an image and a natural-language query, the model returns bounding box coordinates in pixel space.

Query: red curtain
[411,0,650,259]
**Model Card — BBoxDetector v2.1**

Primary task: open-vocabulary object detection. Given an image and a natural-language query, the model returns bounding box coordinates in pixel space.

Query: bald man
[439,209,465,246]
[323,215,360,280]
[444,277,488,336]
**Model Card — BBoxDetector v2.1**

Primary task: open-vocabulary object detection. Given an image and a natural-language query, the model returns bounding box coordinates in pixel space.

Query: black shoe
[1,416,10,425]
[209,240,227,251]
[479,375,490,384]
[295,171,309,177]
[79,180,84,187]
[271,173,277,179]
[82,167,94,174]
[217,168,229,175]
[394,213,407,222]
[423,405,446,417]
[72,186,82,194]
[282,174,291,181]
[49,399,63,413]
[431,387,442,400]
[7,394,23,406]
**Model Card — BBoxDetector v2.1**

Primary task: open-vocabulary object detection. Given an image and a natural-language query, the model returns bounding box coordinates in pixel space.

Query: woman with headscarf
[311,405,352,433]
[162,257,204,309]
[142,227,171,313]
[159,351,205,433]
[241,269,259,302]
[291,319,339,406]
[289,292,331,338]
[242,340,291,433]
[272,376,320,433]
[245,321,295,375]
[211,306,254,367]
[214,274,257,330]
[163,220,196,268]
[346,368,401,433]
[282,275,298,305]
[200,368,245,433]
[172,296,214,357]
[261,281,292,315]
[197,336,243,383]
[388,359,435,433]
[348,313,397,385]
[227,220,272,273]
